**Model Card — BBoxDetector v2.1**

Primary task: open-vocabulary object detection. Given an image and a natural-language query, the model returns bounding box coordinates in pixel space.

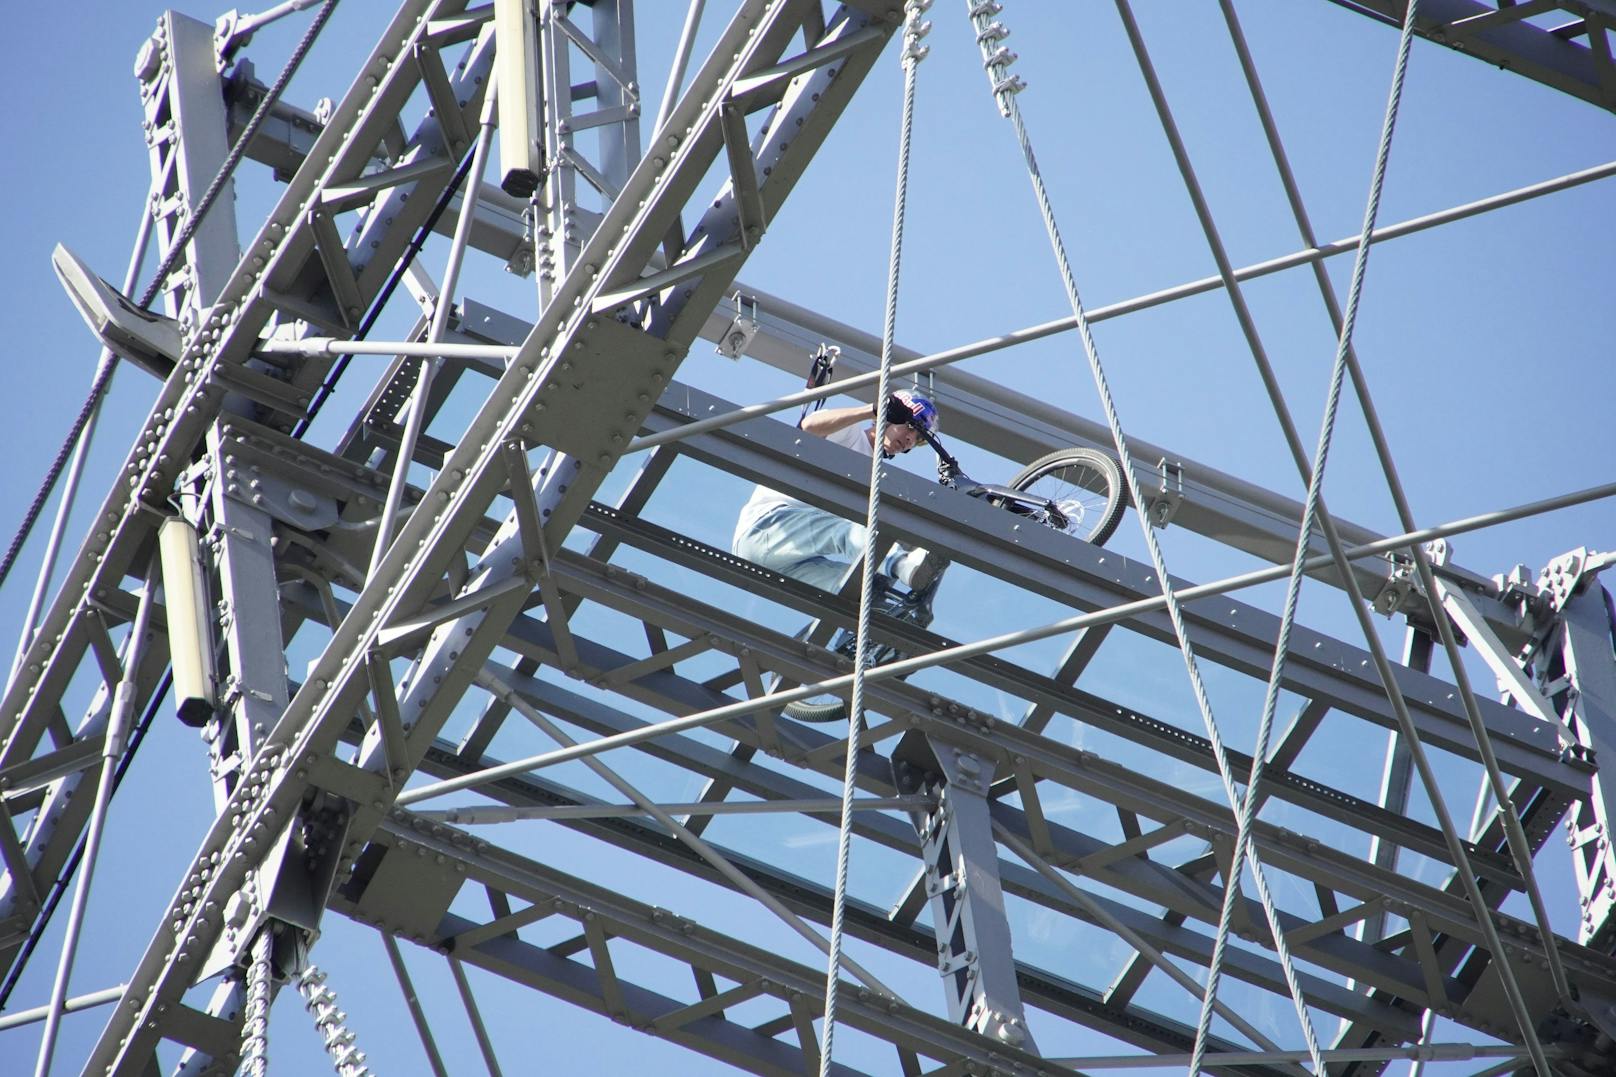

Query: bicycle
[782,424,1126,722]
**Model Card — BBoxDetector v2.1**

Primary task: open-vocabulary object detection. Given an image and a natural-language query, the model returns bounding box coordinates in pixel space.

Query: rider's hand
[883,394,917,428]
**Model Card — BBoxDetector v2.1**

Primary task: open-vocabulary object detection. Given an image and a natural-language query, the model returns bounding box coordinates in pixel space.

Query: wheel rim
[1022,463,1114,539]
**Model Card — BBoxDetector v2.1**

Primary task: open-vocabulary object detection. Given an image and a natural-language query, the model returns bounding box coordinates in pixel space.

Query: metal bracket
[1372,553,1420,616]
[1537,547,1616,615]
[714,291,759,359]
[1147,457,1183,529]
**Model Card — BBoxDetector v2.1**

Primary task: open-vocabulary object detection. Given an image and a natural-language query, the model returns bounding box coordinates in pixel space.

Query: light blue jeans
[733,503,905,591]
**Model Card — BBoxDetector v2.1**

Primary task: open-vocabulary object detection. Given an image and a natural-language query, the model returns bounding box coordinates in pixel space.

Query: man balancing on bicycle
[732,389,942,593]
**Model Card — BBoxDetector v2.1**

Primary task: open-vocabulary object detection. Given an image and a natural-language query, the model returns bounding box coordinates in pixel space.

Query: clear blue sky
[2,2,1614,1073]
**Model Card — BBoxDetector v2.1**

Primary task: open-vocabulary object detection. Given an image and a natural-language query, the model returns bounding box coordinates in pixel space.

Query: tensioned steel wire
[1131,0,1422,1067]
[0,0,340,595]
[820,6,931,1073]
[963,1,1325,1070]
[1210,0,1565,1066]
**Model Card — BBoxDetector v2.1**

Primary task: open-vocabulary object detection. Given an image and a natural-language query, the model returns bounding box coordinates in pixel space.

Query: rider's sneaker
[892,547,944,591]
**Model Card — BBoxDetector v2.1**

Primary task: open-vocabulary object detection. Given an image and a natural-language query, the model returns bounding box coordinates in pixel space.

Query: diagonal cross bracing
[62,3,901,1070]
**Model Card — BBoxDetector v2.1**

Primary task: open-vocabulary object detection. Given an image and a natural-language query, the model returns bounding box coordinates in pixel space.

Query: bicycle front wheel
[782,695,851,723]
[1009,448,1126,547]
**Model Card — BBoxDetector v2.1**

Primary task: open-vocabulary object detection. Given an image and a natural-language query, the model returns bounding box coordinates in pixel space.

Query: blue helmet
[892,389,939,434]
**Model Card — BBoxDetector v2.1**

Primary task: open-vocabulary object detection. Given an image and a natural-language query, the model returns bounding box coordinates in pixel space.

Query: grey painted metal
[382,932,450,1077]
[140,12,242,322]
[369,78,501,574]
[39,4,901,1071]
[1359,628,1430,952]
[1050,1043,1544,1069]
[411,668,1415,1048]
[31,576,154,1077]
[208,24,1616,633]
[257,337,519,360]
[334,527,1596,1041]
[207,427,285,807]
[898,739,1035,1049]
[1544,568,1616,950]
[645,384,1576,786]
[8,206,155,687]
[535,0,644,299]
[448,955,503,1077]
[0,983,126,1033]
[5,4,1615,1074]
[483,557,1606,991]
[339,812,1060,1076]
[419,796,929,823]
[477,667,899,996]
[654,0,707,137]
[210,49,1612,635]
[1327,0,1616,112]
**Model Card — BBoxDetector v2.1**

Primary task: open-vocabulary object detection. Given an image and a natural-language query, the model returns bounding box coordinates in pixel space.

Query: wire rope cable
[964,1,1323,1069]
[819,5,931,1073]
[0,0,339,595]
[1179,0,1422,1067]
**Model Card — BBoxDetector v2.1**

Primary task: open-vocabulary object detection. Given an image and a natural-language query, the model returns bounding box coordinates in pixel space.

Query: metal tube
[477,670,899,998]
[369,81,501,575]
[416,795,931,824]
[382,933,449,1077]
[231,0,322,43]
[396,477,1616,807]
[447,956,504,1077]
[158,516,217,725]
[630,156,1616,455]
[10,202,155,686]
[257,338,517,361]
[993,826,1292,1060]
[33,577,157,1077]
[1044,1044,1539,1070]
[653,0,706,137]
[0,984,125,1032]
[1220,0,1573,1035]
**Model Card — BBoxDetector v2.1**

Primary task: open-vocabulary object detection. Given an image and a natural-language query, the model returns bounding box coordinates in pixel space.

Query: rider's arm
[800,402,876,439]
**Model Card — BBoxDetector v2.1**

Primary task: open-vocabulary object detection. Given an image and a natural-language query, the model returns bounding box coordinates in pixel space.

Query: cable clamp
[982,45,1018,70]
[715,291,759,359]
[1149,458,1183,528]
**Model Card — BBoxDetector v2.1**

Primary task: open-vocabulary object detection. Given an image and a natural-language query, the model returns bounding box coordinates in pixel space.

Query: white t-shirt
[738,422,873,525]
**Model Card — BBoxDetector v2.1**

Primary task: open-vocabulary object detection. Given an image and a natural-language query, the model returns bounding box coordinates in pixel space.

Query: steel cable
[965,0,1324,1069]
[1183,0,1421,1068]
[820,5,930,1073]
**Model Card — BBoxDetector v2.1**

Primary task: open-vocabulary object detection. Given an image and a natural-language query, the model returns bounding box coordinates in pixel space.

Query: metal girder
[337,809,1287,1075]
[717,283,1523,640]
[486,557,1615,1009]
[404,673,1407,1054]
[7,3,1613,1074]
[576,499,1530,886]
[269,539,1450,1049]
[897,738,1037,1049]
[139,12,242,322]
[643,381,1579,793]
[1326,0,1616,113]
[209,57,1572,660]
[232,408,1601,1044]
[56,3,900,1070]
[0,0,496,1013]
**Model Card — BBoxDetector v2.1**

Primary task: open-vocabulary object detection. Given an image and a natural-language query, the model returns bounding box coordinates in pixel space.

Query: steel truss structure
[2,1,1614,1074]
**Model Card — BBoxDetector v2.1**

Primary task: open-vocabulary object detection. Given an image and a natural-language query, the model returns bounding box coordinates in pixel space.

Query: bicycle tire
[1009,447,1126,547]
[783,696,852,723]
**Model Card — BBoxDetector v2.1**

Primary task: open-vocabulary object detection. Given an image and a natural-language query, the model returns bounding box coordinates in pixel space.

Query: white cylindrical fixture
[157,516,216,726]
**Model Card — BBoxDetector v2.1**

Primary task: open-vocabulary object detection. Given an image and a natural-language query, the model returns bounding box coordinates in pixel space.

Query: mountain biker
[732,390,941,592]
